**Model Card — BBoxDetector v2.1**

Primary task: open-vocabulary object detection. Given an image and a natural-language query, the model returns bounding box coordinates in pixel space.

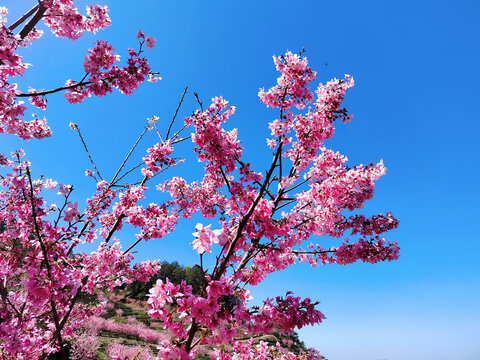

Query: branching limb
[193,92,203,111]
[110,127,149,185]
[25,166,65,354]
[8,3,40,31]
[18,2,46,40]
[16,80,93,98]
[212,137,284,280]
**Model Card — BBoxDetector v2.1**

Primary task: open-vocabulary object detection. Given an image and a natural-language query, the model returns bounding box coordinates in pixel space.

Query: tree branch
[72,124,103,181]
[8,3,39,31]
[166,86,188,140]
[18,2,46,40]
[16,80,93,98]
[25,166,65,354]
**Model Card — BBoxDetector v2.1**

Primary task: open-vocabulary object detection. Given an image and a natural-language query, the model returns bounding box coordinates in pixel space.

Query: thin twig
[219,166,231,192]
[171,135,191,144]
[166,86,188,139]
[17,72,112,98]
[110,126,149,184]
[0,282,22,319]
[73,124,103,180]
[193,92,203,111]
[273,199,296,211]
[53,189,73,228]
[113,161,144,184]
[285,177,310,193]
[153,123,163,140]
[123,237,142,254]
[170,124,189,142]
[17,80,92,97]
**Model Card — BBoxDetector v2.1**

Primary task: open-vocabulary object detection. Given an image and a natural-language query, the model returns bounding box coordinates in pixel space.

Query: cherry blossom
[0,3,400,359]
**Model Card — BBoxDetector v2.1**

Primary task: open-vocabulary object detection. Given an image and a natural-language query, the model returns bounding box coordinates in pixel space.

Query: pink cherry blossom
[145,35,156,49]
[64,201,80,222]
[0,3,400,358]
[191,223,221,254]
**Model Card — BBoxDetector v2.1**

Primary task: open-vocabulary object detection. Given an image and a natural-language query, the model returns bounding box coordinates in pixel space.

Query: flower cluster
[0,4,156,140]
[211,339,323,360]
[43,1,111,40]
[69,331,98,360]
[0,153,160,358]
[82,316,168,344]
[142,140,175,178]
[64,36,154,103]
[191,223,227,254]
[106,343,155,360]
[143,50,399,358]
[0,9,51,139]
[259,51,317,110]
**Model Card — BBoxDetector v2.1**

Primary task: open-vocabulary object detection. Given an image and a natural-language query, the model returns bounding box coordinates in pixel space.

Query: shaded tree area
[126,261,205,300]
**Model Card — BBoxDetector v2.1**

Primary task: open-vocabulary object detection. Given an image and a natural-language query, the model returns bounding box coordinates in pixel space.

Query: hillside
[63,261,320,360]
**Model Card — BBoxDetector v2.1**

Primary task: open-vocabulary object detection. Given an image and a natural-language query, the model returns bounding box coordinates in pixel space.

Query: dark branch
[166,86,188,139]
[8,3,39,31]
[18,3,46,40]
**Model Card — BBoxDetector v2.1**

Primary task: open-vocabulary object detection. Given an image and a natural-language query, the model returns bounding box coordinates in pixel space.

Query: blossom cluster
[0,8,51,139]
[142,49,399,358]
[191,223,227,254]
[211,339,322,360]
[0,153,160,358]
[82,316,168,344]
[69,331,99,360]
[0,4,156,140]
[106,343,155,360]
[43,1,111,40]
[142,140,175,179]
[64,38,153,103]
[146,275,324,359]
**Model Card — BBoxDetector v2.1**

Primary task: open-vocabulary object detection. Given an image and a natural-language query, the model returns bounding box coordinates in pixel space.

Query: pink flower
[64,202,79,222]
[84,5,111,33]
[28,88,47,110]
[83,40,120,73]
[148,73,162,82]
[57,183,71,196]
[191,223,220,254]
[136,30,145,40]
[145,35,156,49]
[44,179,57,190]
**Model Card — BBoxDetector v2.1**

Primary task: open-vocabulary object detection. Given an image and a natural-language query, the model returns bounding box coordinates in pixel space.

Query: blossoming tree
[0,1,399,359]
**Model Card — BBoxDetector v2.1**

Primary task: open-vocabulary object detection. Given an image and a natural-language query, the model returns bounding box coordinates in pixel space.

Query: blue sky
[3,1,480,359]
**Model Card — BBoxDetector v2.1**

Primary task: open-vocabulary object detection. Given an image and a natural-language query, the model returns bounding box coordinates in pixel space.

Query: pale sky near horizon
[2,1,480,359]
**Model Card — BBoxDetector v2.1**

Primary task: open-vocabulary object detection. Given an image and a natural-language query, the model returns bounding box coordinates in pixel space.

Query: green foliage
[135,311,152,327]
[111,316,126,324]
[195,353,211,360]
[126,261,205,300]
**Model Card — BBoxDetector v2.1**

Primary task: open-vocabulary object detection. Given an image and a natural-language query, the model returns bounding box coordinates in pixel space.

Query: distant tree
[127,261,204,299]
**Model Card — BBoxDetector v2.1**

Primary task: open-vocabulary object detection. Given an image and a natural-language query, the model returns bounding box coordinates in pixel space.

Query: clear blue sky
[3,1,480,359]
